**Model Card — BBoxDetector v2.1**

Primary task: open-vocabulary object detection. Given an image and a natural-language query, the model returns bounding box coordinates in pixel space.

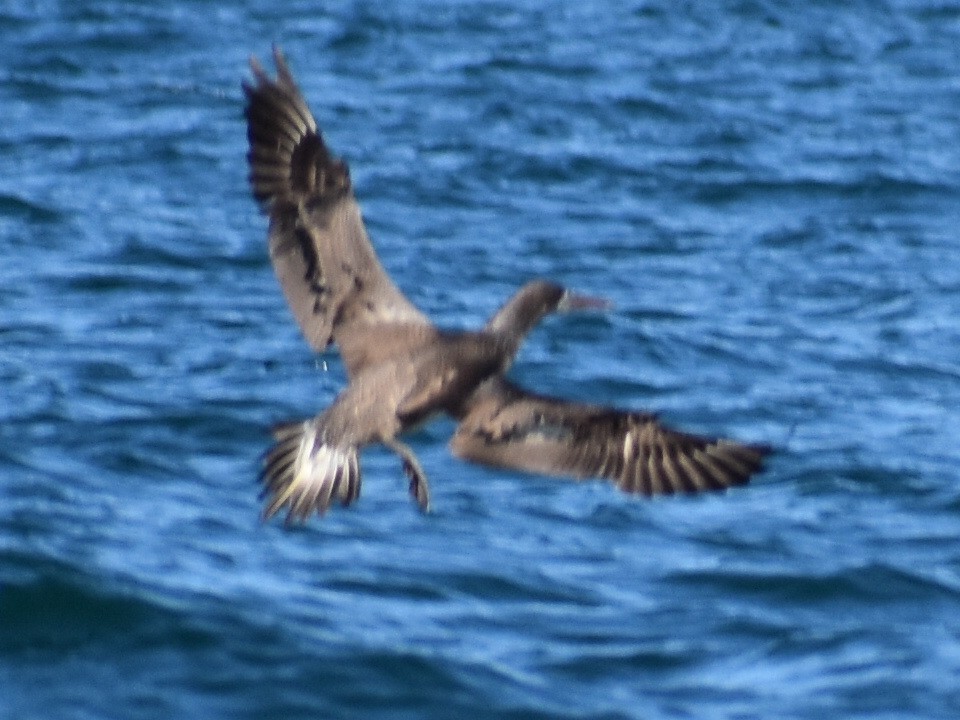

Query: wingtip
[248,44,286,76]
[246,51,271,92]
[271,43,286,70]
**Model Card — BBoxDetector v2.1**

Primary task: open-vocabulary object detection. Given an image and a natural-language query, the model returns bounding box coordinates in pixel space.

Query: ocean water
[2,1,960,718]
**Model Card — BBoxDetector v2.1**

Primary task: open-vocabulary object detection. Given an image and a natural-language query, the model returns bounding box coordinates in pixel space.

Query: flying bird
[243,47,769,523]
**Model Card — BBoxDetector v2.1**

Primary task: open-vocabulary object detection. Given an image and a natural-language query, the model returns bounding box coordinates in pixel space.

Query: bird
[243,46,770,523]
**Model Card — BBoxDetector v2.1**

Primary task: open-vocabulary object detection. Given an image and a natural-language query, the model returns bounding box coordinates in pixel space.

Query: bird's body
[244,47,770,523]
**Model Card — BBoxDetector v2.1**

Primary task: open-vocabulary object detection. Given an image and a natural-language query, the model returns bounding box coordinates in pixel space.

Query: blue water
[2,1,960,718]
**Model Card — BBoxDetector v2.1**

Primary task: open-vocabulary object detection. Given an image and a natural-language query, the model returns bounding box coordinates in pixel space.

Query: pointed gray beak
[558,290,613,313]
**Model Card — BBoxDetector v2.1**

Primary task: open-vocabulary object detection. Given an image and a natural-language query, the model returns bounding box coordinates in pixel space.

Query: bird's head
[486,279,610,340]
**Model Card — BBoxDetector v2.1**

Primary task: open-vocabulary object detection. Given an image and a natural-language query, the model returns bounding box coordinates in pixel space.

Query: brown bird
[243,47,770,523]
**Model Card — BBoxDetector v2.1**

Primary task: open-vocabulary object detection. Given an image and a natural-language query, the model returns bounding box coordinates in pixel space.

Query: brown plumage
[243,47,770,523]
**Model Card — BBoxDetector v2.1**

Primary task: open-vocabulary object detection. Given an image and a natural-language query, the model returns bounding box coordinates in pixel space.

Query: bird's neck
[484,297,550,362]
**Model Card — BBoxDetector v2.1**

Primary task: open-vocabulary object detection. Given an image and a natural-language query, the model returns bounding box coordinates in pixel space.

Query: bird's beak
[558,290,613,313]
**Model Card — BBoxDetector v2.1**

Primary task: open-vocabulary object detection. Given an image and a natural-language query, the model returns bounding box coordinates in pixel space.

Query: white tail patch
[261,421,360,522]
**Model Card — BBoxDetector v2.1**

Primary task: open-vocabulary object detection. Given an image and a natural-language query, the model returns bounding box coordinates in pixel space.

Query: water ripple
[3,1,960,718]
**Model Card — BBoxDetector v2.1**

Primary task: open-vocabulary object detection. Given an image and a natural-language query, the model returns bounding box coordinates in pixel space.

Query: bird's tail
[259,419,361,523]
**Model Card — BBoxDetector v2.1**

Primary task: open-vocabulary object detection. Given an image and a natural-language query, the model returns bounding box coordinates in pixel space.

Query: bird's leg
[383,439,431,513]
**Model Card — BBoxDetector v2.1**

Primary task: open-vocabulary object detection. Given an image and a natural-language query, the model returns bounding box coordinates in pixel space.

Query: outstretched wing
[243,47,431,374]
[451,378,770,495]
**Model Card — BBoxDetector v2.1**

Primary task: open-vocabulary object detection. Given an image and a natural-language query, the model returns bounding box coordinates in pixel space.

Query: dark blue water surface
[3,1,960,718]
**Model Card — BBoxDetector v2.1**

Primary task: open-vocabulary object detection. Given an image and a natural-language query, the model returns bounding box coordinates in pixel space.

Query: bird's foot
[384,439,431,513]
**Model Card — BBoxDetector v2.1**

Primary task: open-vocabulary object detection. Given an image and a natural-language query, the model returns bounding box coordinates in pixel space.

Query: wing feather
[243,47,431,373]
[450,378,769,497]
